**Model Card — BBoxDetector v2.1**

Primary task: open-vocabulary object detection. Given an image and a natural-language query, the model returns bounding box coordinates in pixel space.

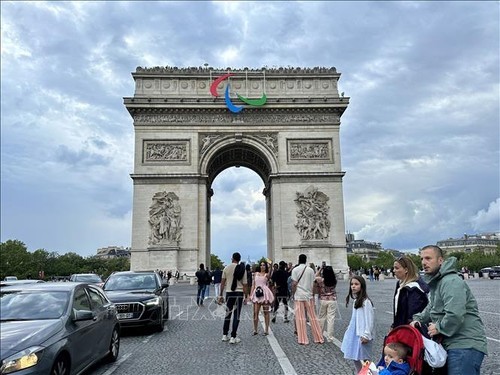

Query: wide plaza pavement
[87,277,500,375]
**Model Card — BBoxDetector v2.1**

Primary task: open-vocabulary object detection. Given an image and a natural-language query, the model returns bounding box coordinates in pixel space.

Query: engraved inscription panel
[287,139,333,163]
[143,140,190,164]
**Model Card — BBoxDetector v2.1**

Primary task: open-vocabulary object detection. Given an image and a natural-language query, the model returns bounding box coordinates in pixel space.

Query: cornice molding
[134,66,338,75]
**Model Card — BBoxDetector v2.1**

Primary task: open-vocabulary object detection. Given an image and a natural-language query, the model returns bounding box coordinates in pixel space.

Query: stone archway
[201,138,275,264]
[125,66,350,276]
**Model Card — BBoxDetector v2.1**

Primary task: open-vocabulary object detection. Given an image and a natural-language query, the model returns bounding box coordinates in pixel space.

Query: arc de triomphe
[124,66,350,276]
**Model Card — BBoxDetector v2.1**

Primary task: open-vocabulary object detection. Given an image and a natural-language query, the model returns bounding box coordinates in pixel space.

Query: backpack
[204,270,212,285]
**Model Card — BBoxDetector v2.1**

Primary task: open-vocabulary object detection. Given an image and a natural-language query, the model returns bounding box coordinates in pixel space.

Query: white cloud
[470,199,500,232]
[1,1,498,262]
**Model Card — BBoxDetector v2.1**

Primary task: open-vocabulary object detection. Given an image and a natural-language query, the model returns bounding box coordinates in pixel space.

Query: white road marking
[142,334,154,344]
[173,311,184,319]
[100,352,132,375]
[260,316,297,375]
[479,310,500,316]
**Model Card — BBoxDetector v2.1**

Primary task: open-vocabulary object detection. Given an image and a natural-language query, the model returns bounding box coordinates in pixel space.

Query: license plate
[117,313,134,319]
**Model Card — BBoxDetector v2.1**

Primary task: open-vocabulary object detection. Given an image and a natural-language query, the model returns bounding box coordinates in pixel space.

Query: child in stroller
[377,342,411,375]
[376,325,425,375]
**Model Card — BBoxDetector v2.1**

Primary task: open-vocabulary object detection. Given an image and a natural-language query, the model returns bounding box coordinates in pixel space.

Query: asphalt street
[86,277,500,375]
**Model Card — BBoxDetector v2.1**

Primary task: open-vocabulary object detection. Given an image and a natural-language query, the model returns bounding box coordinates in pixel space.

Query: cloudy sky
[1,1,498,265]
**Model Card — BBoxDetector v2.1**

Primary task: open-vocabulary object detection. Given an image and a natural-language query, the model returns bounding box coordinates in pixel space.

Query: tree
[375,251,396,270]
[210,254,224,270]
[347,255,367,271]
[31,249,51,279]
[405,253,422,270]
[0,240,32,279]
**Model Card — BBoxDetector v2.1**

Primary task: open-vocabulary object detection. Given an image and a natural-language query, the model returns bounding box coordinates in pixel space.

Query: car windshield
[104,274,157,291]
[74,274,102,283]
[0,290,69,320]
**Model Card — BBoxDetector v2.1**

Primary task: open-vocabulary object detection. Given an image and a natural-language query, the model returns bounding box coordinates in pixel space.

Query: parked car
[419,270,464,279]
[102,271,169,331]
[0,282,120,375]
[3,276,17,281]
[488,266,500,279]
[0,279,45,289]
[69,273,104,287]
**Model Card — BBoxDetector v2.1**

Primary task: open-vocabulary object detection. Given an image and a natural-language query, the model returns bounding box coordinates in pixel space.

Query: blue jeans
[196,284,206,305]
[447,348,485,375]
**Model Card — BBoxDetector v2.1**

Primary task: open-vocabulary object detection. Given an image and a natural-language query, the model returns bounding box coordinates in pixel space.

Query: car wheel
[490,276,494,279]
[51,354,70,375]
[106,326,120,362]
[165,300,169,320]
[155,308,165,332]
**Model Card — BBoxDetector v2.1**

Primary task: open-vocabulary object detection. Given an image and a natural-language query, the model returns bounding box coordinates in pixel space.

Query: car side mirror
[73,309,95,321]
[161,281,169,289]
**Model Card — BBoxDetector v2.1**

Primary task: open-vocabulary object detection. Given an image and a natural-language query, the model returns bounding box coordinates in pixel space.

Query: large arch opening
[210,167,266,265]
[205,144,273,266]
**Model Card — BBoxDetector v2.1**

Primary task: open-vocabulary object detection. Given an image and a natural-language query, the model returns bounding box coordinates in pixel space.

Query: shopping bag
[357,361,379,375]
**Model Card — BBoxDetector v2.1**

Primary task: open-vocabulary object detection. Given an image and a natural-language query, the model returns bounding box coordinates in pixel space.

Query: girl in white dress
[341,275,375,374]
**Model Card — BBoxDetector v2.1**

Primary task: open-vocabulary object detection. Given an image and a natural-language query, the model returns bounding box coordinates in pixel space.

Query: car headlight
[144,297,161,306]
[0,346,44,374]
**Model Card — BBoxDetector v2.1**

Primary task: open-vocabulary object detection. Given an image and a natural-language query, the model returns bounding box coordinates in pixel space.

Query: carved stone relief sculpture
[199,134,222,154]
[288,139,333,163]
[144,141,188,162]
[294,186,331,240]
[148,191,183,246]
[256,133,278,155]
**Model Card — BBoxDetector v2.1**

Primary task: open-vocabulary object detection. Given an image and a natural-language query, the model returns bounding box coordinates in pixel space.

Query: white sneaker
[221,335,229,342]
[229,337,241,344]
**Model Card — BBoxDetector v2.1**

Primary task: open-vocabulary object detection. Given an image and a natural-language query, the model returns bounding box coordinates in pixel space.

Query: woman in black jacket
[392,256,429,328]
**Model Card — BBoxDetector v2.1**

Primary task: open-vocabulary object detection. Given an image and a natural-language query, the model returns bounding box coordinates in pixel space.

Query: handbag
[422,335,447,368]
[255,286,264,298]
[291,265,307,297]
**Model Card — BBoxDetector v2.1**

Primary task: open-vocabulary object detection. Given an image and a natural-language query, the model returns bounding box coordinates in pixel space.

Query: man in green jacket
[411,245,487,375]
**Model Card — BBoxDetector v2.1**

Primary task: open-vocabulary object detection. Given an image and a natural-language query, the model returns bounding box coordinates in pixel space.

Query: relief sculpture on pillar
[294,186,331,240]
[148,191,182,246]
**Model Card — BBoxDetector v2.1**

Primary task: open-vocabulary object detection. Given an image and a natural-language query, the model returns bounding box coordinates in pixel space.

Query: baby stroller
[377,325,425,375]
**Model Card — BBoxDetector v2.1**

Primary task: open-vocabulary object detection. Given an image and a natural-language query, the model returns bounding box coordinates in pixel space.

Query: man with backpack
[218,252,248,344]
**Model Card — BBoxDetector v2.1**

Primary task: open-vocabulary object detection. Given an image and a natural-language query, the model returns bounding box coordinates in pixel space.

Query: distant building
[384,248,406,259]
[95,246,131,259]
[346,233,382,262]
[436,233,499,255]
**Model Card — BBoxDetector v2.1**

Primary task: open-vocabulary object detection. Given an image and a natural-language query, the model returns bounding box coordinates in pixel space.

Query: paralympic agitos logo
[209,73,267,113]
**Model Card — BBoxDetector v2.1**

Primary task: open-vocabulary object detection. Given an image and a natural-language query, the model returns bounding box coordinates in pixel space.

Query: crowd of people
[190,246,487,375]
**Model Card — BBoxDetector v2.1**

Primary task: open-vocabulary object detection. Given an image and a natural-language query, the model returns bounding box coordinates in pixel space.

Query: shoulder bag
[291,265,307,298]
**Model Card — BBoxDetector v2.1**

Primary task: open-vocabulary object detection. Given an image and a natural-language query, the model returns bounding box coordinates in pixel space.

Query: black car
[488,266,500,279]
[0,283,120,375]
[102,271,169,331]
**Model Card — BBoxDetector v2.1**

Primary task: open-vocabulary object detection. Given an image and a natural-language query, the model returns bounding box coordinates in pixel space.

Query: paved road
[87,278,500,375]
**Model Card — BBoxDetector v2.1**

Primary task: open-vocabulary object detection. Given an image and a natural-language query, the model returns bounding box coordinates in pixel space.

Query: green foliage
[210,254,224,270]
[374,251,396,270]
[0,239,130,280]
[347,255,368,271]
[0,240,32,279]
[405,253,422,270]
[450,249,500,272]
